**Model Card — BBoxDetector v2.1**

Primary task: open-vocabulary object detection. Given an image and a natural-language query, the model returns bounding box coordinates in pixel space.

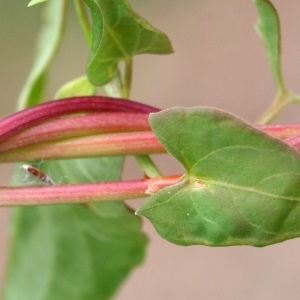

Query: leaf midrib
[203,179,300,202]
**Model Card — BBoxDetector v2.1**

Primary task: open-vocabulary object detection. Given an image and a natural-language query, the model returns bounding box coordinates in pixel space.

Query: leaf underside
[137,107,300,247]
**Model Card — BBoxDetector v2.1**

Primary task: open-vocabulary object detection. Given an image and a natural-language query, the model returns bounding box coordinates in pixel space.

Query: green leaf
[18,0,67,110]
[137,107,300,247]
[5,82,148,298]
[54,76,96,99]
[28,0,48,7]
[5,71,147,298]
[4,158,148,300]
[83,0,173,86]
[254,0,285,92]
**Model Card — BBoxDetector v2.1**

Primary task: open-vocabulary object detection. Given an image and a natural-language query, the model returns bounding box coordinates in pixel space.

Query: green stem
[104,59,132,99]
[104,58,162,178]
[103,70,124,98]
[121,58,162,177]
[135,155,162,178]
[74,0,92,48]
[291,95,300,104]
[256,91,294,125]
[122,58,162,178]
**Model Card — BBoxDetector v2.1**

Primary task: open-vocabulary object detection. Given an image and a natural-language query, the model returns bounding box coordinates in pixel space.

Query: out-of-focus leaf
[4,158,148,300]
[137,107,300,247]
[18,0,67,110]
[28,0,48,7]
[54,76,96,99]
[83,0,173,86]
[254,0,285,91]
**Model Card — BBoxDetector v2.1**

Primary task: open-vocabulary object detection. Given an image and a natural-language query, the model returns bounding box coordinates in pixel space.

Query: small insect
[21,164,56,186]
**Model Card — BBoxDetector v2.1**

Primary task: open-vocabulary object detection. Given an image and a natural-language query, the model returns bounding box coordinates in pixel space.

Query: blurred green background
[1,1,300,299]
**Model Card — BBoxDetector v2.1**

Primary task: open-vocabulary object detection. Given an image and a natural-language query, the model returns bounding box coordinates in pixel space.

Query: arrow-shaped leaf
[83,0,173,85]
[137,107,300,247]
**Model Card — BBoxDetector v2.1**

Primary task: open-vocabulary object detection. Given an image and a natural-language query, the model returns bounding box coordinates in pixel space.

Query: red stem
[0,175,182,206]
[0,112,151,154]
[285,133,300,150]
[0,116,300,162]
[0,131,165,163]
[0,97,299,164]
[0,96,159,142]
[258,124,300,140]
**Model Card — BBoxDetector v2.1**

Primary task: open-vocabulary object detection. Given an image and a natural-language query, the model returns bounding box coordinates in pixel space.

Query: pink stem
[258,124,300,140]
[0,131,165,163]
[285,133,300,150]
[1,118,300,162]
[0,96,159,142]
[0,175,182,206]
[0,112,151,154]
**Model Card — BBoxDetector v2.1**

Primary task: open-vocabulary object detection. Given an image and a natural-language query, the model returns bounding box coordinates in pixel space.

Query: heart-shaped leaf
[83,0,173,85]
[137,107,300,247]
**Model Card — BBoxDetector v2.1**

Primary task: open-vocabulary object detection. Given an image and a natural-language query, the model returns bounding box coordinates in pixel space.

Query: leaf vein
[207,180,300,202]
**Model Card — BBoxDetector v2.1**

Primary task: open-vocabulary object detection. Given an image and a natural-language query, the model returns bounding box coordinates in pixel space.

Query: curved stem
[0,96,159,142]
[0,112,151,154]
[74,0,93,48]
[256,91,294,125]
